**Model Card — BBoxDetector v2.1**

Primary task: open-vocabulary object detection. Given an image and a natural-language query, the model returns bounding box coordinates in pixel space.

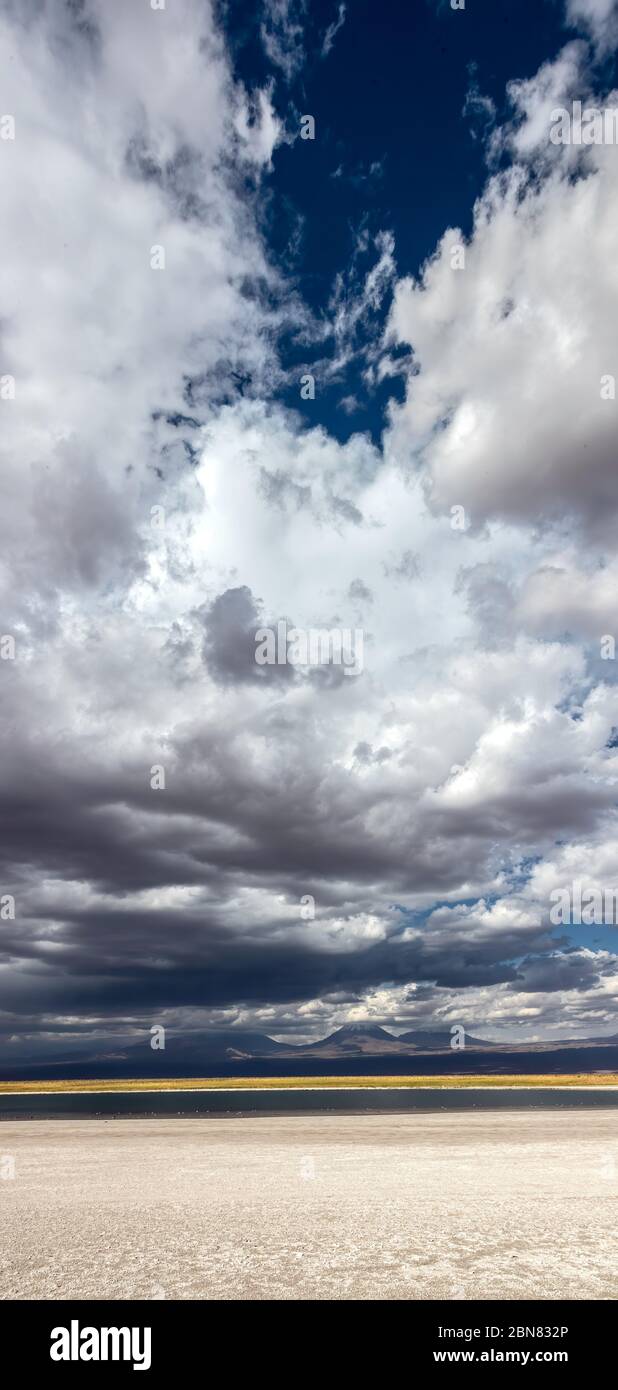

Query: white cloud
[386,48,618,539]
[322,2,346,58]
[260,0,307,81]
[516,560,618,639]
[566,0,618,51]
[0,0,282,621]
[4,1,618,1051]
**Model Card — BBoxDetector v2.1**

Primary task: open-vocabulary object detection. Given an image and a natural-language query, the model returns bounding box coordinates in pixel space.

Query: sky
[3,0,618,1068]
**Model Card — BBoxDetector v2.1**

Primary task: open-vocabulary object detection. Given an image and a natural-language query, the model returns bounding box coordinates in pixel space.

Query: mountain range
[225,1024,494,1058]
[4,1022,618,1080]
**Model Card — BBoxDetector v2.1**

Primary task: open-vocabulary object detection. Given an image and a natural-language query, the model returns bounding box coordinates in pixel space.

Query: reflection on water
[1,1087,618,1120]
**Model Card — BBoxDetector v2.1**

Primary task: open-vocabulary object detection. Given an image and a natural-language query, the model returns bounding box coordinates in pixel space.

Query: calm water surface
[2,1087,618,1119]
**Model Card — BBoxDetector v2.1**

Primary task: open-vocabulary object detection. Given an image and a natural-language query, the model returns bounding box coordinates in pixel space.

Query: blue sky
[222,0,616,446]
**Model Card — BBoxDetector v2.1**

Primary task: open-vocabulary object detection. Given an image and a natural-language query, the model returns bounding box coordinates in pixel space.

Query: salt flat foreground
[1,1111,617,1301]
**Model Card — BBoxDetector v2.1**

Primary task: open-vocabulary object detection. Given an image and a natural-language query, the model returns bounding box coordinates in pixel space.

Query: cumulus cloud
[3,0,618,1064]
[0,0,283,626]
[515,561,618,641]
[386,41,618,539]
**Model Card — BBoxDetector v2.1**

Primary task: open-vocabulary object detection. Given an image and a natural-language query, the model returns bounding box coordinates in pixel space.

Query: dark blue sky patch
[219,0,571,444]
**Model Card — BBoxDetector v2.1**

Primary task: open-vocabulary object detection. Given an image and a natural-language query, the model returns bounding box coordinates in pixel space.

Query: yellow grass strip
[1,1074,618,1093]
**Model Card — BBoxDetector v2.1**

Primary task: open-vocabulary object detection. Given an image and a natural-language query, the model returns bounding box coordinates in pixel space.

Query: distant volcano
[269,1023,495,1058]
[297,1024,403,1053]
[3,1023,618,1082]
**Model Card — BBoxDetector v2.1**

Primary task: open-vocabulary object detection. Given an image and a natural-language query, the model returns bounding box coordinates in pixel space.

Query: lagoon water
[2,1086,618,1120]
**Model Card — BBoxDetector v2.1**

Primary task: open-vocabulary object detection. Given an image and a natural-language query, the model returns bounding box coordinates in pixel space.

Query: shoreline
[2,1075,618,1096]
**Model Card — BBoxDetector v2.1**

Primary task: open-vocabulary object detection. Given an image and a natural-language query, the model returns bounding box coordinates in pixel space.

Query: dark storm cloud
[201,584,302,686]
[1,695,608,898]
[201,586,270,685]
[508,950,618,995]
[1,894,529,1025]
[1,602,617,1058]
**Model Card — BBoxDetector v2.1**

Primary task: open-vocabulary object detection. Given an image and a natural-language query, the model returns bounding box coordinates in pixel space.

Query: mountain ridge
[4,1024,618,1081]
